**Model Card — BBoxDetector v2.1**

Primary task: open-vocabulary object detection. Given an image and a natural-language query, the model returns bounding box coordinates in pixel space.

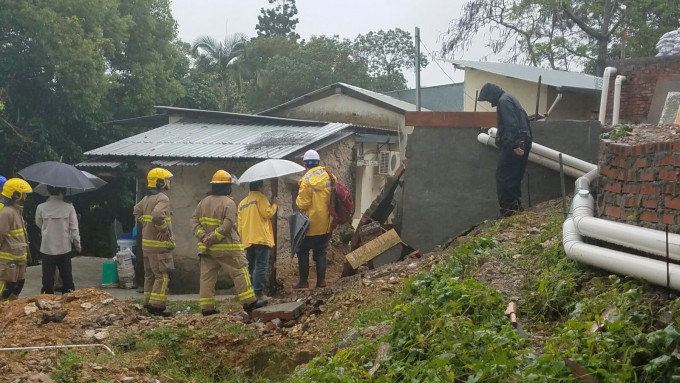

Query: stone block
[252,301,304,322]
[659,92,680,125]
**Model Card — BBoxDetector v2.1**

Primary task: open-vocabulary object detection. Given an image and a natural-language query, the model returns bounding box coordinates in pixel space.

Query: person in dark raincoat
[478,83,533,217]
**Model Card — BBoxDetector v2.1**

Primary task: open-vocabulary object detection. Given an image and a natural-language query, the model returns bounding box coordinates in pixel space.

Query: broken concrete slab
[252,302,304,322]
[370,244,404,269]
[659,92,680,125]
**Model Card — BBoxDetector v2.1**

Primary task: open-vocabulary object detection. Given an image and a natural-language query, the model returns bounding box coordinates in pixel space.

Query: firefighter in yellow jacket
[238,180,277,300]
[191,170,268,316]
[133,168,175,317]
[294,150,333,289]
[0,178,32,301]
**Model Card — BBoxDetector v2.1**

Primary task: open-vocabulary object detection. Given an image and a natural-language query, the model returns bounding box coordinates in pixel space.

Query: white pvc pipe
[546,93,563,117]
[0,344,115,356]
[568,178,680,260]
[563,219,680,290]
[487,128,597,173]
[477,132,589,178]
[564,169,680,291]
[612,75,626,126]
[599,67,617,125]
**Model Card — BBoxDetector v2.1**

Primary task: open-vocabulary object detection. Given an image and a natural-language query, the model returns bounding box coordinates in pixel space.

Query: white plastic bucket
[117,238,136,255]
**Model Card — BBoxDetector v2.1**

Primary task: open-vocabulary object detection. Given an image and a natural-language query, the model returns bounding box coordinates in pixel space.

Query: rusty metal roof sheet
[85,121,351,160]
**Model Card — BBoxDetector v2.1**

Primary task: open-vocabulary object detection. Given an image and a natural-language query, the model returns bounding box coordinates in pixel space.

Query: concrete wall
[133,136,357,293]
[401,120,602,252]
[353,142,399,226]
[464,70,599,120]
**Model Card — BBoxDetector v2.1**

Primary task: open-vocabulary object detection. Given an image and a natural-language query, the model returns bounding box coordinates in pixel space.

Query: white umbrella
[239,158,306,287]
[33,170,107,196]
[238,159,305,183]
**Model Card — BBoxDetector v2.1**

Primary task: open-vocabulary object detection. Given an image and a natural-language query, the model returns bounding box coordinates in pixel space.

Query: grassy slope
[291,208,680,382]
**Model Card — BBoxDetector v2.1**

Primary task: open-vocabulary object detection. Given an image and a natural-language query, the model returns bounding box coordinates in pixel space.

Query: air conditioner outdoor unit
[378,151,401,176]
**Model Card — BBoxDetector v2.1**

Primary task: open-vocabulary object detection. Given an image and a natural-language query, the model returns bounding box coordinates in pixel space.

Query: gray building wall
[384,84,465,112]
[400,120,602,252]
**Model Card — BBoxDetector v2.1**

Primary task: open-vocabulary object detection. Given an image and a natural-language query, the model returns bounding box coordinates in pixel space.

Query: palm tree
[191,33,249,111]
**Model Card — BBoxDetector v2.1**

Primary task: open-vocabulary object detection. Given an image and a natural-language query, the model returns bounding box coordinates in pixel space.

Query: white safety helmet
[303,150,320,162]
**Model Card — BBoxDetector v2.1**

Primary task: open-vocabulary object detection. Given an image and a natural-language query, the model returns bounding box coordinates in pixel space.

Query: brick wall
[605,56,680,123]
[599,139,680,231]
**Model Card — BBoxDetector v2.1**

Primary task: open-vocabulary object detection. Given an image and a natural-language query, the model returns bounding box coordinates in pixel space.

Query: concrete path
[22,256,236,301]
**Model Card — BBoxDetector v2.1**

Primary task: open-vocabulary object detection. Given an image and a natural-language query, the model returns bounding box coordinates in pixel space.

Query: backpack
[328,173,354,231]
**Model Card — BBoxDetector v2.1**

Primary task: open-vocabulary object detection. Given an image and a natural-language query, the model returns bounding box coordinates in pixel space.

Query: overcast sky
[170,0,498,88]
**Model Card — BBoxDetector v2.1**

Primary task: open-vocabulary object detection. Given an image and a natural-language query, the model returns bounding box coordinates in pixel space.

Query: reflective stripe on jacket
[237,191,277,249]
[190,195,244,257]
[0,204,28,262]
[296,166,333,236]
[133,192,175,255]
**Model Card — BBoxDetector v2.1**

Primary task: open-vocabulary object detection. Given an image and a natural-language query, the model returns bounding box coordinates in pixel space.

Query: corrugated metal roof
[384,83,465,111]
[151,160,200,167]
[338,83,427,112]
[259,82,430,116]
[85,121,351,159]
[75,161,121,169]
[450,60,602,92]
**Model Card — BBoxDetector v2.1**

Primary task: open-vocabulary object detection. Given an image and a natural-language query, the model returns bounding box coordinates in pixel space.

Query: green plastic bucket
[101,261,119,287]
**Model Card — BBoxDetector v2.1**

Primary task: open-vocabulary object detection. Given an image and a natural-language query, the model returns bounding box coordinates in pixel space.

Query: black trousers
[42,252,75,294]
[496,143,531,217]
[296,234,330,285]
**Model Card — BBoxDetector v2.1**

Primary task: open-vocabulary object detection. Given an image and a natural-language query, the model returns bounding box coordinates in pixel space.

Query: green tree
[0,0,186,258]
[353,28,429,81]
[256,0,300,39]
[443,0,680,75]
[191,33,249,111]
[241,36,377,111]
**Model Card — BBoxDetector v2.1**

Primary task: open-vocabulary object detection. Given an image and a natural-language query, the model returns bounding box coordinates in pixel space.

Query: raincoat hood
[478,83,504,107]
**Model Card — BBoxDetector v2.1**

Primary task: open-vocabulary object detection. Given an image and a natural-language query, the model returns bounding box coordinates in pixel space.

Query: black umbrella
[18,161,96,191]
[288,212,310,257]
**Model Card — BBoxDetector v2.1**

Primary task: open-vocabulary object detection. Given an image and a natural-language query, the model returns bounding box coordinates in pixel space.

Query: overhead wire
[419,40,491,112]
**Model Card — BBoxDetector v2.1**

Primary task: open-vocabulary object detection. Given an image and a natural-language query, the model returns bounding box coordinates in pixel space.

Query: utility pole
[415,27,421,111]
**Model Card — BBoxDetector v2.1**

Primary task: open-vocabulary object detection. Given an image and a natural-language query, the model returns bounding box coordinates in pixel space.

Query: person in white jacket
[35,186,81,294]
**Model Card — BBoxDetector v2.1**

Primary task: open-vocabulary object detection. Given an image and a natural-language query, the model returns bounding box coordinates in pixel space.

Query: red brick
[642,198,658,209]
[656,155,672,166]
[638,169,656,182]
[623,183,641,194]
[641,185,659,195]
[605,206,622,219]
[640,211,658,223]
[663,214,677,225]
[600,165,620,180]
[663,183,678,196]
[659,169,678,182]
[674,141,680,151]
[604,182,622,193]
[623,195,640,207]
[665,197,680,210]
[610,157,627,168]
[673,155,680,167]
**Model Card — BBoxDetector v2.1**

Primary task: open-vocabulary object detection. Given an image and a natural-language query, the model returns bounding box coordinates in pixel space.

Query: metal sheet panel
[85,121,350,160]
[451,60,602,91]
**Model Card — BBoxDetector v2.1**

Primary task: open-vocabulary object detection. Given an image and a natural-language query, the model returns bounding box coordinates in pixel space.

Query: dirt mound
[608,125,680,144]
[0,288,143,348]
